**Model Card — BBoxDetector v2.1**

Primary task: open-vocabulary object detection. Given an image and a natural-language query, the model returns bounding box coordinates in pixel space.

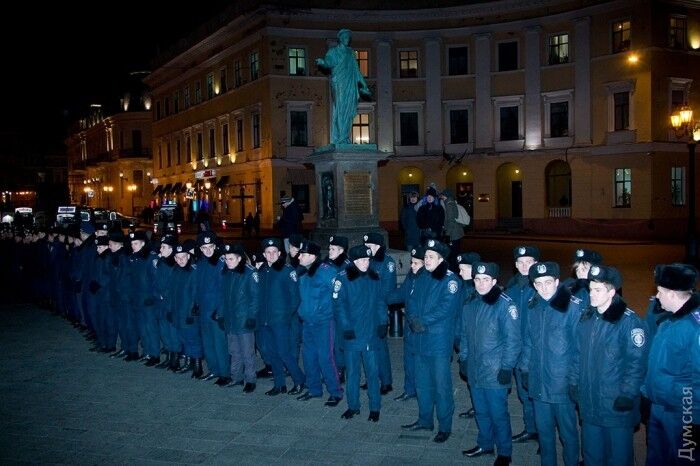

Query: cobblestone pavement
[0,303,648,465]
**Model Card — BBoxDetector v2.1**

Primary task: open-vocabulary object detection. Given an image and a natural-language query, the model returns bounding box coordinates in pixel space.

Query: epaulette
[570,295,582,305]
[191,263,198,270]
[692,310,700,324]
[624,309,633,316]
[500,292,513,302]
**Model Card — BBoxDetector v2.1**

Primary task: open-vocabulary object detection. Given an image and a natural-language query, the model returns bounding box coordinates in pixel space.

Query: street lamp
[127,184,137,217]
[670,105,700,264]
[103,186,113,209]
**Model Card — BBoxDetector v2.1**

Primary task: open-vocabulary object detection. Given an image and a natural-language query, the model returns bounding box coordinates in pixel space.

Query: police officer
[386,246,426,403]
[333,245,387,422]
[460,262,521,466]
[504,245,539,444]
[643,263,698,466]
[326,235,350,381]
[455,251,480,420]
[107,231,130,359]
[87,236,112,353]
[154,235,180,370]
[521,262,582,466]
[364,232,395,395]
[126,230,158,365]
[402,239,461,443]
[565,249,603,308]
[295,240,343,406]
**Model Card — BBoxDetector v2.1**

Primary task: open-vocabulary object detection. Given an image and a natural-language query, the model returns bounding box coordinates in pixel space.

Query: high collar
[430,261,448,280]
[269,257,286,271]
[600,295,627,323]
[481,286,501,305]
[305,258,322,277]
[329,253,348,268]
[161,255,175,268]
[513,274,529,288]
[670,292,700,320]
[570,278,589,295]
[289,255,300,269]
[548,285,573,312]
[346,264,379,281]
[223,260,247,275]
[372,247,386,262]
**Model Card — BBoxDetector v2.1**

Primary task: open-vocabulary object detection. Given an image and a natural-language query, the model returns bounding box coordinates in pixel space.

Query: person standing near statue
[316,29,371,145]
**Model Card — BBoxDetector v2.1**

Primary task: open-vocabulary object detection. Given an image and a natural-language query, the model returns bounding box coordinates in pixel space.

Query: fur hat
[528,261,560,281]
[197,231,217,247]
[424,238,451,259]
[261,237,283,252]
[128,230,147,242]
[222,243,246,256]
[108,231,125,244]
[160,234,178,247]
[288,234,304,249]
[182,239,197,253]
[513,245,540,261]
[95,236,109,246]
[329,235,348,251]
[573,248,603,265]
[588,265,622,290]
[80,221,95,235]
[410,246,425,260]
[349,245,373,261]
[472,262,500,279]
[654,263,698,291]
[426,186,438,197]
[363,232,384,247]
[456,252,481,265]
[299,240,321,256]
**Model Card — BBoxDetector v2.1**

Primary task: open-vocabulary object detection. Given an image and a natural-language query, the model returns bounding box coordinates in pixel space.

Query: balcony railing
[548,207,571,218]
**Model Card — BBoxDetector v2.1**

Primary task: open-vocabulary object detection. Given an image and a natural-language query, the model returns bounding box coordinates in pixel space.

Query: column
[574,17,591,145]
[375,39,394,153]
[525,26,542,149]
[475,33,493,149]
[424,37,443,154]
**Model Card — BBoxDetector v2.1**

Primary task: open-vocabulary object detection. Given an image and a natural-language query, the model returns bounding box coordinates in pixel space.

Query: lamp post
[670,105,700,264]
[127,184,137,217]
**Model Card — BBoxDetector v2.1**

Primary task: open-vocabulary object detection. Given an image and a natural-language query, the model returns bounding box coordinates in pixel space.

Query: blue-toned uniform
[520,285,582,466]
[574,296,648,466]
[154,255,178,355]
[87,246,112,350]
[333,265,387,413]
[642,293,699,466]
[195,254,228,378]
[459,285,522,457]
[298,259,343,398]
[126,247,157,357]
[369,247,396,389]
[326,252,351,374]
[170,261,201,358]
[107,248,130,354]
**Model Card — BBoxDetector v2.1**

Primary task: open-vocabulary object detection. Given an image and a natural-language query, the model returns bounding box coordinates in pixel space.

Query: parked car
[153,205,182,235]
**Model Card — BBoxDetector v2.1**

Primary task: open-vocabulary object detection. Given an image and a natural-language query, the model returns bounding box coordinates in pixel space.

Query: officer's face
[160,243,173,258]
[589,281,615,312]
[354,257,370,272]
[409,195,418,204]
[289,245,300,257]
[200,243,216,257]
[533,276,559,300]
[224,253,242,270]
[458,264,473,281]
[96,245,108,254]
[423,250,443,272]
[175,252,190,267]
[427,194,435,203]
[365,243,380,255]
[95,230,108,237]
[474,274,497,295]
[298,252,316,267]
[108,241,122,252]
[328,245,343,260]
[131,240,145,253]
[264,246,281,265]
[410,258,424,274]
[515,256,536,276]
[575,261,591,279]
[655,286,684,313]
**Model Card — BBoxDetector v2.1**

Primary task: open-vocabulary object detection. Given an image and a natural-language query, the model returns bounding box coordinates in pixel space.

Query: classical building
[65,72,153,217]
[145,0,700,239]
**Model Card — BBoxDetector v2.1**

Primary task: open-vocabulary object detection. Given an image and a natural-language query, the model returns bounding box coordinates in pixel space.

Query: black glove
[185,316,194,325]
[613,396,635,412]
[409,319,426,333]
[520,372,529,391]
[88,281,100,294]
[244,318,256,330]
[73,281,82,292]
[377,325,388,339]
[210,311,218,322]
[191,304,200,316]
[216,317,225,331]
[166,312,173,323]
[458,359,468,382]
[568,385,579,403]
[143,298,155,306]
[343,330,356,340]
[497,369,511,385]
[640,396,651,425]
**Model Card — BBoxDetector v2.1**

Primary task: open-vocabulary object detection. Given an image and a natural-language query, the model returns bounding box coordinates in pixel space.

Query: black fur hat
[654,263,698,291]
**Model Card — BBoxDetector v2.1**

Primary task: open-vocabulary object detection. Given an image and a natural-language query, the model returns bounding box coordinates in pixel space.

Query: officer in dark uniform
[521,262,582,466]
[573,265,648,466]
[107,231,130,359]
[504,245,539,444]
[460,262,521,466]
[455,251,480,419]
[565,248,603,309]
[643,263,698,466]
[170,243,203,378]
[333,245,387,422]
[325,235,350,382]
[154,235,179,370]
[87,236,112,352]
[364,232,395,395]
[126,230,158,365]
[401,239,461,443]
[287,233,304,363]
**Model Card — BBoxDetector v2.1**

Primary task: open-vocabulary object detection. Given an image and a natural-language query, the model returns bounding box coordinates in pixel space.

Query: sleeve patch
[334,280,342,292]
[387,262,395,273]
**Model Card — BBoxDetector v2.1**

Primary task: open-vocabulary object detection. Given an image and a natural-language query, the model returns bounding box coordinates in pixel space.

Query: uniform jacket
[574,296,649,427]
[106,248,129,306]
[324,253,350,272]
[195,255,223,315]
[459,286,522,389]
[126,247,156,308]
[219,261,260,334]
[386,267,426,354]
[520,286,582,403]
[154,255,175,319]
[169,262,198,329]
[258,257,300,326]
[297,259,336,325]
[370,247,396,298]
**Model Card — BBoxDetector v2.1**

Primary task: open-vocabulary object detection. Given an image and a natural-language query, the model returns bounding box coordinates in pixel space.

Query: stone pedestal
[308,143,388,248]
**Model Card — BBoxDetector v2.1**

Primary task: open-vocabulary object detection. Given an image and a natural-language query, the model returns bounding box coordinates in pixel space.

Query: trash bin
[389,305,403,338]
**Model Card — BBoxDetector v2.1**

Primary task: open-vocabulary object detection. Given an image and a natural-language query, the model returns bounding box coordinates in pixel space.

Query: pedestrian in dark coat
[400,192,420,251]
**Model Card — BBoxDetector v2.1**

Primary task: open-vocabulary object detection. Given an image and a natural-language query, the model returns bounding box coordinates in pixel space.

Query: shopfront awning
[152,185,163,195]
[162,183,173,194]
[215,176,230,188]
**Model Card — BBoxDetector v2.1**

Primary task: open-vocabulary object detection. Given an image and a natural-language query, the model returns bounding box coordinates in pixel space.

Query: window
[550,102,569,137]
[209,128,215,157]
[183,86,190,108]
[612,20,631,53]
[166,142,171,167]
[176,139,181,165]
[288,48,306,76]
[548,34,569,65]
[355,50,369,77]
[290,111,308,146]
[236,119,243,151]
[671,89,685,111]
[449,109,469,144]
[614,168,632,207]
[132,130,142,153]
[222,124,229,155]
[155,101,161,120]
[206,74,214,100]
[173,91,179,113]
[352,113,370,144]
[164,98,170,117]
[399,50,418,78]
[158,145,163,169]
[220,68,227,93]
[671,166,685,206]
[669,16,687,49]
[498,41,518,71]
[500,106,519,140]
[234,60,242,87]
[448,46,469,75]
[614,91,629,131]
[400,112,419,146]
[252,113,261,148]
[197,133,203,160]
[194,81,202,104]
[186,136,191,163]
[250,51,259,81]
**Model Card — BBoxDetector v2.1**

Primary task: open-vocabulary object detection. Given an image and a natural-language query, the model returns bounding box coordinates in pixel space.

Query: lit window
[548,34,569,65]
[288,48,306,76]
[612,20,631,53]
[352,113,370,144]
[355,50,369,77]
[399,50,418,78]
[669,16,687,49]
[614,168,632,207]
[671,166,685,206]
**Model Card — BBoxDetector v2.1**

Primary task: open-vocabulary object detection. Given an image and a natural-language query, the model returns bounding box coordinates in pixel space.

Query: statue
[316,29,371,145]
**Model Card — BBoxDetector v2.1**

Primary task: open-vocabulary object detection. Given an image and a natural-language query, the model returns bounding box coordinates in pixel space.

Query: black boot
[192,358,204,379]
[168,352,181,372]
[155,353,171,369]
[176,356,192,374]
[256,364,273,378]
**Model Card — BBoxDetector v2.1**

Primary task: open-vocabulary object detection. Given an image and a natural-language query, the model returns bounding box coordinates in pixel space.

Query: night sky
[2,1,232,154]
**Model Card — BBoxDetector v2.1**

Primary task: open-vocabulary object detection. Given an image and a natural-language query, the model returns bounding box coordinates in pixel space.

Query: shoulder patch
[631,328,646,348]
[692,310,700,324]
[387,262,395,273]
[500,293,513,302]
[448,280,458,294]
[290,270,297,282]
[508,304,518,320]
[252,272,259,283]
[334,280,342,292]
[570,295,582,305]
